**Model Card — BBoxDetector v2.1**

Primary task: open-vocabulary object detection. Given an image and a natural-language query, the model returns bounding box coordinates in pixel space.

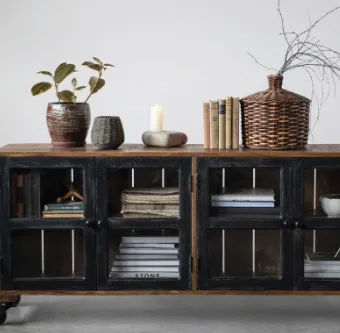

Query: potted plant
[31,57,113,147]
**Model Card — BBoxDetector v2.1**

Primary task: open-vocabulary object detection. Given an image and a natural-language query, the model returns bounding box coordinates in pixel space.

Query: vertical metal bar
[313,168,317,253]
[162,171,166,241]
[252,168,256,276]
[41,230,45,275]
[131,168,135,188]
[252,229,256,276]
[222,168,225,274]
[70,168,75,275]
[162,168,165,188]
[222,230,225,274]
[71,231,75,276]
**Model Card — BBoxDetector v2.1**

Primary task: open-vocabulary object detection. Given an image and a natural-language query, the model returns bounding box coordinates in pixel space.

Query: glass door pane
[208,229,282,278]
[304,229,340,279]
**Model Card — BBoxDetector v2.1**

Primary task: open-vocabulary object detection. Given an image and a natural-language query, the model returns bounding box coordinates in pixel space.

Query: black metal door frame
[1,157,96,290]
[95,157,192,290]
[197,157,294,290]
[293,158,340,290]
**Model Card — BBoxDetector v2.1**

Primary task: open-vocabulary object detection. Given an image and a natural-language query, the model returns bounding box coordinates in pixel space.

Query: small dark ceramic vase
[91,116,125,150]
[46,102,91,148]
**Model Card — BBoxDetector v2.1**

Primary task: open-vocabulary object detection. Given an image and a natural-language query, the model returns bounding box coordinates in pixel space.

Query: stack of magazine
[120,187,179,218]
[211,188,275,208]
[110,236,180,279]
[305,251,340,278]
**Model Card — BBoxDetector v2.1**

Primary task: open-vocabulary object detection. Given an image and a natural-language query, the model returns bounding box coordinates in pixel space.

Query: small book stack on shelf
[120,187,179,218]
[305,251,340,278]
[203,97,240,150]
[110,236,180,279]
[42,201,84,218]
[211,188,275,208]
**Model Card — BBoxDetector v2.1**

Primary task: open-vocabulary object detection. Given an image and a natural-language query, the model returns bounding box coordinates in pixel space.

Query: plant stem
[84,70,102,104]
[55,81,60,103]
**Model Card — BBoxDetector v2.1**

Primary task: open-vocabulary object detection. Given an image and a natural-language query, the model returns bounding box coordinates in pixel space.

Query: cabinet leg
[0,295,21,307]
[0,295,21,325]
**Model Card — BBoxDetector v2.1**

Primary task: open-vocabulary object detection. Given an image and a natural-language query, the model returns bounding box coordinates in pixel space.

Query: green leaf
[31,82,52,96]
[93,57,102,65]
[37,71,53,78]
[82,61,102,71]
[89,77,105,93]
[58,90,76,102]
[56,62,67,70]
[72,77,77,87]
[54,64,76,83]
[75,86,87,91]
[103,63,114,67]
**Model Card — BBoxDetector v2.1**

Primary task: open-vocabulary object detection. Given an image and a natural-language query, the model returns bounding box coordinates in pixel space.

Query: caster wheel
[0,309,6,325]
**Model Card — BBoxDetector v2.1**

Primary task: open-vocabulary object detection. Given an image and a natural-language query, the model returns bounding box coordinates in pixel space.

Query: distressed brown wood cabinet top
[1,143,340,157]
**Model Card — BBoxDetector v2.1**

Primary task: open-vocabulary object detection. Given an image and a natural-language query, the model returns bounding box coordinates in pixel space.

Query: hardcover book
[209,100,219,149]
[232,97,240,149]
[225,96,232,149]
[203,101,210,149]
[218,99,226,150]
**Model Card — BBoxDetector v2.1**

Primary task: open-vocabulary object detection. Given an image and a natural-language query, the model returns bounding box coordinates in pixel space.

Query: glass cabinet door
[95,157,192,290]
[197,157,293,290]
[294,159,340,290]
[1,157,96,290]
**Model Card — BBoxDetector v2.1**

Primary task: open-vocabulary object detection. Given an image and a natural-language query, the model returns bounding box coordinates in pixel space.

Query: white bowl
[320,194,340,217]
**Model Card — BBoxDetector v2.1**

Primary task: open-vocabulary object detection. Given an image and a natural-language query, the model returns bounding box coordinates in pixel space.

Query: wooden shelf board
[2,144,340,157]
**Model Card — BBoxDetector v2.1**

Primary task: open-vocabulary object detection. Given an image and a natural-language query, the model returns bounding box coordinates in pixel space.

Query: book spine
[209,100,219,149]
[119,248,179,254]
[120,243,176,248]
[113,260,179,266]
[44,203,84,211]
[111,266,179,272]
[218,99,226,150]
[203,102,210,149]
[42,213,83,218]
[115,254,178,260]
[225,96,232,149]
[232,97,240,149]
[110,272,180,279]
[121,236,179,243]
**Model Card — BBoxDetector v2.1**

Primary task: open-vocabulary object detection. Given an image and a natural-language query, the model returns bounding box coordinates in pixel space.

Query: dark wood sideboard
[1,143,340,323]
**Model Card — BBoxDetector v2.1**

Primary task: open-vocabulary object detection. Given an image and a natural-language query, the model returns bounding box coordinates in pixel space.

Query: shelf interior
[11,229,84,278]
[209,167,281,217]
[208,229,282,278]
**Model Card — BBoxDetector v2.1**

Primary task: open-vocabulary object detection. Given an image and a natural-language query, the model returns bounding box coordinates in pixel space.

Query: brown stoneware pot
[46,102,91,147]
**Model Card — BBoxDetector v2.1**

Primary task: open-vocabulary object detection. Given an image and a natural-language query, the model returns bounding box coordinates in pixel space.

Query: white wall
[1,0,340,146]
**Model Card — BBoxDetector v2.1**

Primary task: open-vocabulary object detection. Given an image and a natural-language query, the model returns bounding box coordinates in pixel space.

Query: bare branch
[247,52,278,72]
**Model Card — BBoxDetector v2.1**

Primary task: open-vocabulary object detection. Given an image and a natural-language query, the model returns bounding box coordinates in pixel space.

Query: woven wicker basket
[240,75,310,150]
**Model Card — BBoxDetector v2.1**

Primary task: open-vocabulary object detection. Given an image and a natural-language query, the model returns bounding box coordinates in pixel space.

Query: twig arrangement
[248,1,340,129]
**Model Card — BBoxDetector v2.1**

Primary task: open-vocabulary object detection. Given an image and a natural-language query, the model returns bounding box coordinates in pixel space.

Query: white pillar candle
[150,104,163,131]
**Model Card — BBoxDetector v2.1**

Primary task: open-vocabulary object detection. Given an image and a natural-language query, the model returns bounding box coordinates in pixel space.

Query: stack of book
[203,97,240,150]
[305,251,340,278]
[110,236,180,279]
[120,187,179,218]
[211,188,275,208]
[42,200,84,218]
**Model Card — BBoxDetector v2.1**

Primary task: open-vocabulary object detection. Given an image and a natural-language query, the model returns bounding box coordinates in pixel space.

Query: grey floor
[2,295,340,332]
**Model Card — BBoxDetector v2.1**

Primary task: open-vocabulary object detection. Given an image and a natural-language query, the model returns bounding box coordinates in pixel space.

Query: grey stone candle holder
[91,116,125,150]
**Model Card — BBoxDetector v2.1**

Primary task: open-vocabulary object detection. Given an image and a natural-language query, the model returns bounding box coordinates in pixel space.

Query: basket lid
[240,75,310,104]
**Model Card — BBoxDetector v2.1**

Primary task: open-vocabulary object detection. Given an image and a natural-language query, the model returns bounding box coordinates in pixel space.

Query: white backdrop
[1,0,340,146]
